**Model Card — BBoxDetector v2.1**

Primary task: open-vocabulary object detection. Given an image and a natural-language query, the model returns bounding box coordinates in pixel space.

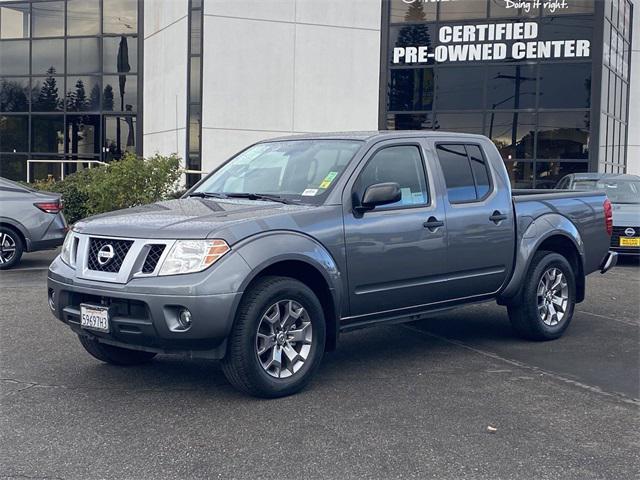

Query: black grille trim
[142,245,166,273]
[87,238,134,273]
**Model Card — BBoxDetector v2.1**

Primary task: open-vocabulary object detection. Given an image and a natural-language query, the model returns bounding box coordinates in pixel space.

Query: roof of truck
[569,173,640,181]
[262,131,487,142]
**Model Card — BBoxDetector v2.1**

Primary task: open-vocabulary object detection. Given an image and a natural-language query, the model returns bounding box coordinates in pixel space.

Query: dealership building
[0,0,638,187]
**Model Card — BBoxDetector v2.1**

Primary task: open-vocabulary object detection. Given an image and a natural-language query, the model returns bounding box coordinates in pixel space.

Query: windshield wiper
[224,193,292,204]
[186,192,228,199]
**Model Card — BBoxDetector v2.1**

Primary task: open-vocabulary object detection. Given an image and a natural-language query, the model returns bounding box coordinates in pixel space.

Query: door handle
[423,216,444,231]
[489,210,508,224]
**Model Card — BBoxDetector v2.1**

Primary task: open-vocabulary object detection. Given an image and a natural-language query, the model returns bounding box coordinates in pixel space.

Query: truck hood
[612,203,640,227]
[73,198,314,241]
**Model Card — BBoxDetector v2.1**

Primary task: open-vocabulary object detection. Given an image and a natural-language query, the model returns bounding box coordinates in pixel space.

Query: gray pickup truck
[48,132,617,397]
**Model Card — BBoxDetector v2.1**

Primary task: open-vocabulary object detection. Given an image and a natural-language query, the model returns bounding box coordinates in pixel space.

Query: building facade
[1,0,637,187]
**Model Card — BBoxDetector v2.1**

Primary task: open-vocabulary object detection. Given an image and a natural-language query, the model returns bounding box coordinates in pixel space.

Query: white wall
[628,1,640,174]
[142,0,189,162]
[200,0,382,172]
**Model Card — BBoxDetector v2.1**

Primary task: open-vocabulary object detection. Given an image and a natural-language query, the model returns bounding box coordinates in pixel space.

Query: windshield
[572,179,640,204]
[193,140,362,204]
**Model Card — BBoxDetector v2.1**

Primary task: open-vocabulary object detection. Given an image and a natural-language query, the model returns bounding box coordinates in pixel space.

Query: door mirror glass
[360,182,401,211]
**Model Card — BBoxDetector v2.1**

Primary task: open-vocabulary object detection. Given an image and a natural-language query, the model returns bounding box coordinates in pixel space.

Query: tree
[34,67,61,111]
[103,84,114,111]
[404,1,427,21]
[67,79,87,111]
[0,79,29,112]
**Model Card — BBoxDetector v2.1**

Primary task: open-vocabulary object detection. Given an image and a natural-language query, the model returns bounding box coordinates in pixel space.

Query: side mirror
[356,182,401,213]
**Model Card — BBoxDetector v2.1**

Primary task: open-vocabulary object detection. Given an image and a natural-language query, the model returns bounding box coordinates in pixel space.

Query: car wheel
[508,250,576,341]
[0,227,24,270]
[221,276,326,398]
[78,335,157,365]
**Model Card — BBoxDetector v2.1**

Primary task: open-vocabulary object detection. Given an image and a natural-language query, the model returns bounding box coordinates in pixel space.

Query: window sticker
[302,188,319,196]
[319,171,338,189]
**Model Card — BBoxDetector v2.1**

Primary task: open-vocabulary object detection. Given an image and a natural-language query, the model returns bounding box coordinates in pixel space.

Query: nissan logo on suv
[624,228,636,237]
[97,244,115,265]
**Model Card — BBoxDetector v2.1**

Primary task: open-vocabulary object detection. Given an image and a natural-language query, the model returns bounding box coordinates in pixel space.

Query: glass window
[436,144,476,203]
[537,112,589,159]
[542,0,593,15]
[439,0,487,20]
[490,0,538,18]
[103,0,138,34]
[190,57,201,102]
[0,3,30,39]
[102,75,136,112]
[467,144,491,198]
[31,115,64,153]
[32,1,64,38]
[504,161,534,189]
[67,38,100,74]
[66,76,100,111]
[0,77,29,112]
[66,115,100,155]
[0,153,28,180]
[67,0,99,36]
[103,36,137,73]
[539,63,591,109]
[386,113,434,130]
[434,113,484,134]
[542,17,593,44]
[191,9,201,55]
[388,68,434,111]
[32,39,64,75]
[436,66,484,110]
[0,115,28,152]
[389,24,436,66]
[486,64,537,110]
[0,40,29,75]
[390,0,436,23]
[103,115,136,160]
[355,146,428,208]
[487,112,536,160]
[31,75,64,111]
[535,162,589,189]
[189,110,201,153]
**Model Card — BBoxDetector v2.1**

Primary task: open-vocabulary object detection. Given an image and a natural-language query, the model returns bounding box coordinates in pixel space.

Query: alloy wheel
[0,233,17,265]
[536,267,569,326]
[255,299,313,379]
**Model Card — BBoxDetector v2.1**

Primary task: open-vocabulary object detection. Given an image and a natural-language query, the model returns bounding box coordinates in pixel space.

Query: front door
[343,141,448,319]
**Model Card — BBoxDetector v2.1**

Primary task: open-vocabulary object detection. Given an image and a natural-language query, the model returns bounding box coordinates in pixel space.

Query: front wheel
[221,276,326,398]
[508,251,576,341]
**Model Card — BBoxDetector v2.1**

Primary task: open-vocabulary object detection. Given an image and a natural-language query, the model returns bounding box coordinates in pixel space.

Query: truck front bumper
[47,257,245,359]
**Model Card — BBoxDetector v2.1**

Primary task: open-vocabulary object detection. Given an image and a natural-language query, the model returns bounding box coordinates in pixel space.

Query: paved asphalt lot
[1,249,639,480]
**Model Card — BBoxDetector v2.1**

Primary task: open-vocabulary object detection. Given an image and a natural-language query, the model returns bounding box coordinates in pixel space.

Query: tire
[221,276,326,398]
[0,227,24,270]
[78,335,157,365]
[508,250,576,341]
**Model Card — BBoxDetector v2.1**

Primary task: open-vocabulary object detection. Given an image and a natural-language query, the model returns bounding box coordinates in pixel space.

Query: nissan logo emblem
[624,228,636,237]
[97,244,115,265]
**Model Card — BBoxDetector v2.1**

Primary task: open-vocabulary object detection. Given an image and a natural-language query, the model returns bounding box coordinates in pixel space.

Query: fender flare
[499,213,585,301]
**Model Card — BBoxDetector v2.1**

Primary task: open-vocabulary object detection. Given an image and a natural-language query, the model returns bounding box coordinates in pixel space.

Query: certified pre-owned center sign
[392,21,591,64]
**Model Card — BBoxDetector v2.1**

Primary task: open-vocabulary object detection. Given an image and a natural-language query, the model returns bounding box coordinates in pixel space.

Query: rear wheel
[221,276,326,398]
[0,227,23,270]
[508,251,576,341]
[78,335,157,365]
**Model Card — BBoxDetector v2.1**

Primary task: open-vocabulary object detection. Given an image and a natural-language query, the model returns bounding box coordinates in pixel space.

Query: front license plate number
[620,237,640,247]
[80,304,110,332]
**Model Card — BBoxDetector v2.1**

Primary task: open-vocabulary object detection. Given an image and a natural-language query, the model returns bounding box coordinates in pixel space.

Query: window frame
[434,142,495,205]
[351,142,432,212]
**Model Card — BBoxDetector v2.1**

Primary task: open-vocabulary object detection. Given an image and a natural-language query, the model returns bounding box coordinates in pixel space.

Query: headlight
[158,239,230,276]
[60,231,75,267]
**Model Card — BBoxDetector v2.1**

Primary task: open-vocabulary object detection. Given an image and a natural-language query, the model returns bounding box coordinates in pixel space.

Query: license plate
[620,237,640,247]
[80,304,110,332]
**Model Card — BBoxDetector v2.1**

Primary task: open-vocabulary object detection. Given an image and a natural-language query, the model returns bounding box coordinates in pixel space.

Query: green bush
[30,153,183,224]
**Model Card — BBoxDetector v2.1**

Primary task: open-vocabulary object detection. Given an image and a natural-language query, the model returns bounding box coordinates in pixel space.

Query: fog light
[48,289,56,311]
[178,309,192,329]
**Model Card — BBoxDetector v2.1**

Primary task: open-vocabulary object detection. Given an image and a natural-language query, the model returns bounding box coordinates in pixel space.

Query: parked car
[556,173,640,256]
[0,177,67,269]
[48,132,616,397]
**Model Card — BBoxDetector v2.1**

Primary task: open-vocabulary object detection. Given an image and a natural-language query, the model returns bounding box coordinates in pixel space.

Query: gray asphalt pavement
[1,249,639,479]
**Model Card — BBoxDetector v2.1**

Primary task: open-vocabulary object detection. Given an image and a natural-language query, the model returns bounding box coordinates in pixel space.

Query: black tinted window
[436,144,491,203]
[356,145,428,209]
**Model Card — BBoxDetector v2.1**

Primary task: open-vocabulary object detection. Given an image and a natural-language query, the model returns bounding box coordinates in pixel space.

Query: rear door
[342,140,448,319]
[431,141,515,299]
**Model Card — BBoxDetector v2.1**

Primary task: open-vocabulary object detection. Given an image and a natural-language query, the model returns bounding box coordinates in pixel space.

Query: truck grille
[141,244,166,273]
[87,238,134,273]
